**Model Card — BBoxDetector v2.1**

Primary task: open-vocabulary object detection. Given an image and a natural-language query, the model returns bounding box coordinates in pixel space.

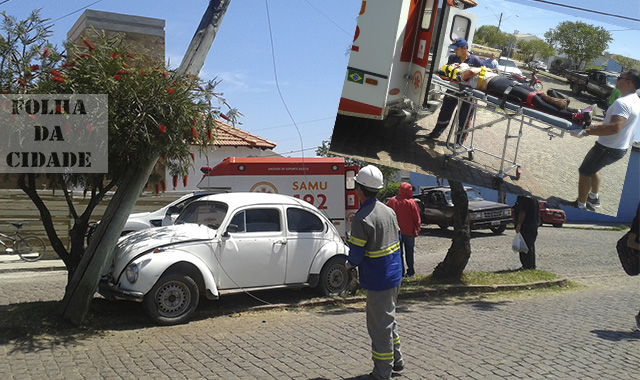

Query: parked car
[549,66,566,76]
[413,186,512,234]
[497,57,523,78]
[511,200,565,228]
[538,201,565,227]
[98,192,350,325]
[528,60,547,71]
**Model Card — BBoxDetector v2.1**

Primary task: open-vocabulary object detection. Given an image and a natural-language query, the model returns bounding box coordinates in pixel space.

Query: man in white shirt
[569,69,640,210]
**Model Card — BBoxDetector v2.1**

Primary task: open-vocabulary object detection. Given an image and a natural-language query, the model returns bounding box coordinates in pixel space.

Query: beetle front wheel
[143,273,199,325]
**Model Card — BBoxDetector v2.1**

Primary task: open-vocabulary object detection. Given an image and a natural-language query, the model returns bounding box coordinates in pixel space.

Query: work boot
[540,93,568,110]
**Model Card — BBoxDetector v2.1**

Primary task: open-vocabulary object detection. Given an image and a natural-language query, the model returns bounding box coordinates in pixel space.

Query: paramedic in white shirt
[569,69,640,210]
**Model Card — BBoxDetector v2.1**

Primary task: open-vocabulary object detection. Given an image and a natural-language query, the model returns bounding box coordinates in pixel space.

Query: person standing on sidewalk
[569,69,640,210]
[483,53,499,73]
[425,38,484,142]
[513,195,540,270]
[386,182,421,277]
[346,165,404,380]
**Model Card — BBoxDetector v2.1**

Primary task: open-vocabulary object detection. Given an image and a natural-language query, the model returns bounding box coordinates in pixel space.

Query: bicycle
[0,222,46,262]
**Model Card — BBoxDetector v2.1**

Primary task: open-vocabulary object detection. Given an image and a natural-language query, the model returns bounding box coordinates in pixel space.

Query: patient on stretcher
[441,63,595,125]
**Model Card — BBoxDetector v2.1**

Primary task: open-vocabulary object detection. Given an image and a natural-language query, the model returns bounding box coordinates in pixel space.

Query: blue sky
[1,1,638,157]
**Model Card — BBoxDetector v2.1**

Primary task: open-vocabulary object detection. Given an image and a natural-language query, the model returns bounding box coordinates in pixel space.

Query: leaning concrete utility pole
[176,0,231,77]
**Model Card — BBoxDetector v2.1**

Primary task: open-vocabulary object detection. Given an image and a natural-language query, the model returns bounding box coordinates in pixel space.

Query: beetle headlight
[125,263,139,283]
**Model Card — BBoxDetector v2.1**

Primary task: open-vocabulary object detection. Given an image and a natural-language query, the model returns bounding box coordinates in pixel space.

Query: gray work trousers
[366,285,402,380]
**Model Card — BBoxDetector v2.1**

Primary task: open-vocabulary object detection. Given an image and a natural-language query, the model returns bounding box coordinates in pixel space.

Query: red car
[512,200,565,228]
[538,201,565,228]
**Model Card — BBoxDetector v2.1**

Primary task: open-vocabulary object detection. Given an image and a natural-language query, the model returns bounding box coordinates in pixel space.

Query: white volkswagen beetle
[99,192,350,325]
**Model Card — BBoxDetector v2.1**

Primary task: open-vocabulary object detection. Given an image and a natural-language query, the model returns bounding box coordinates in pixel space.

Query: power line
[0,0,12,7]
[522,0,640,25]
[46,0,104,26]
[302,0,352,37]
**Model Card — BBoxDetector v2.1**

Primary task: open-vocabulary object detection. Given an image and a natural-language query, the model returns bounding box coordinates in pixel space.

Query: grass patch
[399,269,562,292]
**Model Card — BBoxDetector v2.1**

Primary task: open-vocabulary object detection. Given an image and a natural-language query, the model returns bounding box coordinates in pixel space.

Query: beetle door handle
[275,239,287,245]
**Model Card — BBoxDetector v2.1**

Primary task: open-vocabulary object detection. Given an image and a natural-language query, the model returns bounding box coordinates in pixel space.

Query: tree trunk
[431,180,471,281]
[60,154,158,325]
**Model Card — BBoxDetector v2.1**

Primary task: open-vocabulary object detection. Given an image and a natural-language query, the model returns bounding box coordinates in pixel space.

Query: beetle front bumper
[98,277,145,302]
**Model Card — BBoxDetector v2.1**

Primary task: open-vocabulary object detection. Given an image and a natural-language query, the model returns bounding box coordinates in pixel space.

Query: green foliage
[377,181,400,201]
[584,65,605,72]
[35,32,228,182]
[475,25,506,48]
[544,21,612,70]
[517,39,555,61]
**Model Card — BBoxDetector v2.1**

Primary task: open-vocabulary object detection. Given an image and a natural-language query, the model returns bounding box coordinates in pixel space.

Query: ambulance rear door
[337,0,407,120]
[432,5,477,76]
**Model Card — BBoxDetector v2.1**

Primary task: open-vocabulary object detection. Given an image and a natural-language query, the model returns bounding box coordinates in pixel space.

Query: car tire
[490,224,507,235]
[143,273,199,325]
[553,223,563,228]
[317,256,349,295]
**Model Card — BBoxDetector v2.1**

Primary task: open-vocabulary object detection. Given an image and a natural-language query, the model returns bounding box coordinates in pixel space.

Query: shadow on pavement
[590,329,640,342]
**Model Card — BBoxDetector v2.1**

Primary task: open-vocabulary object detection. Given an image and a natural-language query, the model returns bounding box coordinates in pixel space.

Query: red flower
[167,88,174,94]
[52,76,66,83]
[30,64,40,71]
[61,61,75,68]
[172,175,178,188]
[17,78,27,87]
[182,176,188,187]
[190,153,195,161]
[116,70,131,75]
[49,69,63,77]
[41,48,50,58]
[140,71,146,75]
[111,52,119,59]
[82,38,95,50]
[220,113,230,121]
[55,105,64,114]
[192,119,197,126]
[191,127,197,140]
[161,180,166,192]
[207,129,213,141]
[113,75,121,80]
[161,72,168,78]
[158,124,166,133]
[127,54,135,58]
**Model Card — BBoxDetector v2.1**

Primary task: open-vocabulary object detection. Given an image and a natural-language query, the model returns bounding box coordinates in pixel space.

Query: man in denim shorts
[569,69,640,210]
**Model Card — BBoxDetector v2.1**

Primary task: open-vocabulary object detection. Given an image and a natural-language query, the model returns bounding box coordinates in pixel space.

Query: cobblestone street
[1,226,638,379]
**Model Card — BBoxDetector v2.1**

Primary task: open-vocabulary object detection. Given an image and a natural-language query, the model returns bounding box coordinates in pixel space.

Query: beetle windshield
[175,201,228,229]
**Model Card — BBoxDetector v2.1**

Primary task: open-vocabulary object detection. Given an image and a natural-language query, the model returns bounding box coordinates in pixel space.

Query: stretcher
[430,75,583,180]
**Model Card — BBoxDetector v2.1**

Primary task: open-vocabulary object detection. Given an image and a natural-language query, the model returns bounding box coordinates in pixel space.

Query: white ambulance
[337,0,478,124]
[197,157,360,238]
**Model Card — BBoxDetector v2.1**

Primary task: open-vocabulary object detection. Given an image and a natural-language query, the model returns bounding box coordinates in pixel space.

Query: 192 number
[293,193,327,209]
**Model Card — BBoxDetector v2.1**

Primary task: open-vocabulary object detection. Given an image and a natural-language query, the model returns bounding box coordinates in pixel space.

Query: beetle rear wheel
[16,236,45,261]
[318,256,349,295]
[143,273,199,325]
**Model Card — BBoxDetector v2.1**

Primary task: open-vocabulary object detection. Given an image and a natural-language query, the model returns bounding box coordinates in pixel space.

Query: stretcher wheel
[443,156,450,168]
[515,167,522,180]
[468,151,474,161]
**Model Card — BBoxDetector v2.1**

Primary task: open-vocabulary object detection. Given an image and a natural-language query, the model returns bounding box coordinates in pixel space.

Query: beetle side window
[286,208,324,232]
[229,211,246,232]
[245,208,281,232]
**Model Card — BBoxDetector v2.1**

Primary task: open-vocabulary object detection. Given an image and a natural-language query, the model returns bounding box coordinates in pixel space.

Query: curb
[242,278,570,313]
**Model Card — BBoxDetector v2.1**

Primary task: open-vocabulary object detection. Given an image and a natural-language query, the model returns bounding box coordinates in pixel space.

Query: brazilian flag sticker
[347,70,364,84]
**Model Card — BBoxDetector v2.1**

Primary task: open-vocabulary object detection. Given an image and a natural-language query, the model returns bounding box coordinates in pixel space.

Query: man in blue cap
[426,38,485,142]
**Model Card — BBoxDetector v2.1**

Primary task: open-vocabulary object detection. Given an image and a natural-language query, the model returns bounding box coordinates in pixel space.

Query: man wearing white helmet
[347,165,404,380]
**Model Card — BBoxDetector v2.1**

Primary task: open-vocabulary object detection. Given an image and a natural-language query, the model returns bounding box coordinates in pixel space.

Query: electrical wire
[0,0,12,7]
[45,0,104,26]
[302,0,353,37]
[521,0,640,26]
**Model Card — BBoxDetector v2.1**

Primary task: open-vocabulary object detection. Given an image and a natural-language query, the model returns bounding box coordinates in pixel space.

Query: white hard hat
[355,165,384,190]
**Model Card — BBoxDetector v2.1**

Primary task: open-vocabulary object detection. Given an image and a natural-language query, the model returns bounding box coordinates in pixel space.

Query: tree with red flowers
[1,10,239,323]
